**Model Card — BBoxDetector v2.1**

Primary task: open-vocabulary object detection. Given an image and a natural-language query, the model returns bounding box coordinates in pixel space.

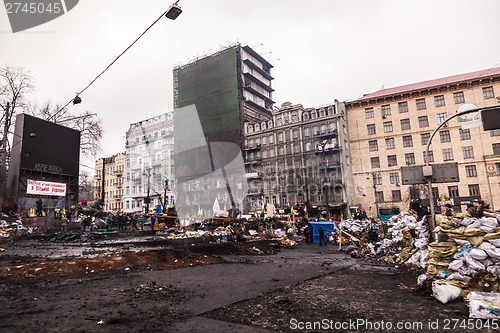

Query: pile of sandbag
[426,214,500,316]
[377,212,430,268]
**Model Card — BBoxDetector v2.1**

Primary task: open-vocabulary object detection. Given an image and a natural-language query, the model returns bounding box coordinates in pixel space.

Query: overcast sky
[1,0,500,174]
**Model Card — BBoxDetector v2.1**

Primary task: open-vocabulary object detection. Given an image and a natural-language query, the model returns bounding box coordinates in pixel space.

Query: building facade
[172,43,275,216]
[94,152,125,213]
[243,101,354,217]
[347,67,500,214]
[123,113,174,214]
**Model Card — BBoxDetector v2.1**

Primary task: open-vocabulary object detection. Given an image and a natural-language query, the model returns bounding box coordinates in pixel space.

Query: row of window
[365,87,495,119]
[246,123,337,146]
[368,114,448,134]
[369,130,500,151]
[370,143,500,168]
[374,184,482,203]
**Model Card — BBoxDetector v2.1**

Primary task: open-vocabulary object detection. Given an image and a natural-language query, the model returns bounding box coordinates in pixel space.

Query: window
[423,150,434,163]
[400,118,411,130]
[375,191,384,203]
[365,108,374,119]
[459,129,471,140]
[389,172,400,184]
[462,146,474,159]
[403,135,413,147]
[434,95,445,107]
[418,116,429,127]
[497,162,500,174]
[387,155,397,167]
[416,98,426,110]
[398,101,408,113]
[465,165,477,177]
[371,157,380,168]
[493,143,500,155]
[405,153,415,165]
[381,104,391,117]
[483,86,495,99]
[491,129,500,137]
[392,190,402,202]
[369,140,378,151]
[367,124,376,135]
[448,186,459,198]
[443,148,454,161]
[453,91,465,104]
[437,112,448,125]
[383,121,393,133]
[421,133,430,145]
[468,184,480,196]
[439,130,451,143]
[373,173,382,185]
[385,138,395,149]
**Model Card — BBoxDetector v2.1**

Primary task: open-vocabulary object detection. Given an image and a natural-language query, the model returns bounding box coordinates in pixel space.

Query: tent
[308,221,337,244]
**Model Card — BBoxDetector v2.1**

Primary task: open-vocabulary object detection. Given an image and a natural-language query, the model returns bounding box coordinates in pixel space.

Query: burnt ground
[0,232,488,333]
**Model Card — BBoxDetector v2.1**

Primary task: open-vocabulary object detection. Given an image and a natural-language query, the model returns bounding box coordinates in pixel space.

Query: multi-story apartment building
[123,113,174,214]
[347,67,500,214]
[243,101,354,218]
[173,43,275,216]
[94,152,125,213]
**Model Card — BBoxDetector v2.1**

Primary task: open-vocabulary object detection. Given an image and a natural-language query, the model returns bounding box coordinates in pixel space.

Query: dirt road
[0,233,480,333]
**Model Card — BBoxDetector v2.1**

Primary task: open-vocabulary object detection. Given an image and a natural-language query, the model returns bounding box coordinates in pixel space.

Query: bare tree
[78,170,93,202]
[0,66,35,205]
[31,101,103,157]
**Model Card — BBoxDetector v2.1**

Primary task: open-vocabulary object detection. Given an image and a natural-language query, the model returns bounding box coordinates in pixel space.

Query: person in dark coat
[473,199,485,218]
[318,227,326,246]
[443,203,453,217]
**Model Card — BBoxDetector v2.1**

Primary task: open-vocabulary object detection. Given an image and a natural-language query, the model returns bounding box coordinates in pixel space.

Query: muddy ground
[0,231,490,333]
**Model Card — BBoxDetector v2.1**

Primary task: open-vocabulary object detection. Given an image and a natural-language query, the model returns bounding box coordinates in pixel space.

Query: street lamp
[423,104,497,237]
[165,1,182,20]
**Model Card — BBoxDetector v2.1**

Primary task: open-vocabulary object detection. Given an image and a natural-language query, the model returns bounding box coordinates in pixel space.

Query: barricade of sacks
[425,214,500,318]
[376,212,430,268]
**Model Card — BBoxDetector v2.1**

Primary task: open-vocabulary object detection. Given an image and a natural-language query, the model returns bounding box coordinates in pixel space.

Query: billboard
[14,114,81,177]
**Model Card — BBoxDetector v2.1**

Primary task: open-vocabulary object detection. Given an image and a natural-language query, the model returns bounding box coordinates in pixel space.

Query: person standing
[150,214,156,231]
[140,214,146,230]
[318,226,326,246]
[60,215,68,232]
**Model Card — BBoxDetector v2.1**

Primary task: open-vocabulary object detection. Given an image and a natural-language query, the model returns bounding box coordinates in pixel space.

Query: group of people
[443,198,488,218]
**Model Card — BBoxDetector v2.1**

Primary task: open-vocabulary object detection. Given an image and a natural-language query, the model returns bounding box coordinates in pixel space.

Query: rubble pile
[0,215,30,238]
[342,211,500,318]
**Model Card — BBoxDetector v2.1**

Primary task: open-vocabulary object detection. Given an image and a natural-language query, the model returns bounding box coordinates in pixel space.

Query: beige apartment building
[347,67,500,214]
[94,152,125,213]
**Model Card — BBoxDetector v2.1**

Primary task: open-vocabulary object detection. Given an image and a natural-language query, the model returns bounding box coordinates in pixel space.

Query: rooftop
[352,66,500,102]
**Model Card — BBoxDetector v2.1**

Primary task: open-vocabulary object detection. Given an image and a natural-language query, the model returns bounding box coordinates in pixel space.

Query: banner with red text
[27,179,67,196]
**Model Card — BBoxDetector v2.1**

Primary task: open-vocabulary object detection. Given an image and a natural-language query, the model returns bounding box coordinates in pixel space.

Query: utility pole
[0,102,11,207]
[163,179,169,213]
[143,167,153,213]
[101,158,106,207]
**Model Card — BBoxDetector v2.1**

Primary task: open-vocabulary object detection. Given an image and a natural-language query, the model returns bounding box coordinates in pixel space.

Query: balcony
[244,143,262,151]
[316,129,338,140]
[244,158,262,165]
[247,187,264,195]
[245,172,262,179]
